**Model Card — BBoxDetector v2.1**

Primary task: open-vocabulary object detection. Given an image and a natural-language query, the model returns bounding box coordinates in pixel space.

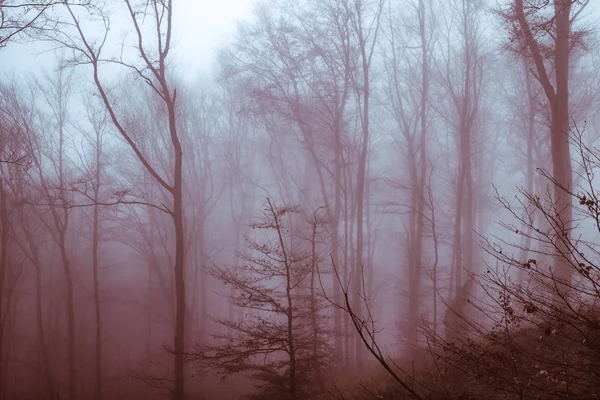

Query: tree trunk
[353,15,372,370]
[92,126,103,400]
[310,215,323,390]
[168,95,186,400]
[518,61,538,282]
[550,0,573,286]
[0,181,8,400]
[514,0,573,290]
[56,79,77,400]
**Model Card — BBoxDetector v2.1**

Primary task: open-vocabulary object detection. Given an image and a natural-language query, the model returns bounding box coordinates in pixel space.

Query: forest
[0,0,599,399]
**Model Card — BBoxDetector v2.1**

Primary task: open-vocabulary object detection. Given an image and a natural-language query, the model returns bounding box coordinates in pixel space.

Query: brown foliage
[324,125,600,400]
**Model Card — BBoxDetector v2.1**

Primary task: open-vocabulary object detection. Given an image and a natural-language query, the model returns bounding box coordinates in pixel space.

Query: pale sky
[1,0,597,81]
[0,0,255,80]
[172,0,255,78]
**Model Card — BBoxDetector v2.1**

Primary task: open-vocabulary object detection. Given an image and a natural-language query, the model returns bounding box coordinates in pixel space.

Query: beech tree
[346,0,384,368]
[73,94,110,400]
[289,0,354,364]
[501,56,551,278]
[42,1,189,398]
[498,0,591,289]
[219,77,259,335]
[383,0,435,354]
[435,0,487,330]
[179,87,224,344]
[0,82,30,400]
[28,66,78,400]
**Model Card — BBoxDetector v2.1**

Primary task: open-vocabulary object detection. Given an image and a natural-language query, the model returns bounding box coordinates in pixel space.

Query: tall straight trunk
[198,220,207,341]
[63,1,187,395]
[428,172,440,341]
[451,98,474,296]
[309,215,323,389]
[451,163,466,297]
[32,245,53,397]
[54,77,77,400]
[514,0,573,288]
[463,142,474,275]
[144,201,158,355]
[15,197,55,397]
[345,185,356,367]
[518,61,538,282]
[407,0,430,353]
[298,16,351,363]
[341,183,350,367]
[190,240,199,338]
[365,170,374,301]
[227,176,244,336]
[333,18,352,364]
[92,191,102,400]
[59,165,76,400]
[406,139,426,351]
[145,258,154,355]
[34,66,78,400]
[353,81,368,369]
[450,0,479,296]
[0,181,8,400]
[460,0,475,283]
[331,149,343,364]
[90,118,104,400]
[416,0,429,334]
[352,14,373,370]
[167,96,186,400]
[550,0,573,285]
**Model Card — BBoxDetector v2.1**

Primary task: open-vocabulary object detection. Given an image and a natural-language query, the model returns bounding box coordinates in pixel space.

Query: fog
[0,1,599,400]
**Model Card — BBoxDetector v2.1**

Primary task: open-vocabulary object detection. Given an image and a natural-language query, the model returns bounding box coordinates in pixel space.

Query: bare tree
[40,1,188,398]
[435,0,487,318]
[219,77,259,337]
[382,0,435,355]
[0,83,30,400]
[179,87,224,345]
[73,93,111,400]
[196,199,331,400]
[346,0,385,369]
[498,0,591,289]
[0,0,66,47]
[27,66,78,400]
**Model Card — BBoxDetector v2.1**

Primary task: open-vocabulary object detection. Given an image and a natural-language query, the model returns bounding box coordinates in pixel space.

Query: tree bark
[91,131,103,400]
[514,0,573,288]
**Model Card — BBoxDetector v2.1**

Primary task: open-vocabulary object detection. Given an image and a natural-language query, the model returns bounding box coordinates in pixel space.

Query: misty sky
[0,0,255,79]
[2,0,599,80]
[2,1,600,400]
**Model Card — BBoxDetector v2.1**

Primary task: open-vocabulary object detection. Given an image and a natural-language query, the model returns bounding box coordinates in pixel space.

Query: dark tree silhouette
[195,199,331,400]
